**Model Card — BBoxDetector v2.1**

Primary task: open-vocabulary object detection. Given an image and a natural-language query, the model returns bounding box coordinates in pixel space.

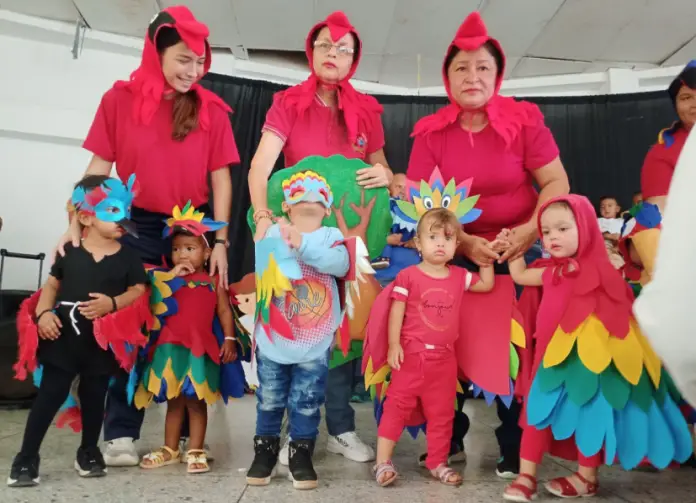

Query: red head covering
[533,195,634,352]
[114,5,230,130]
[276,11,383,145]
[412,12,542,147]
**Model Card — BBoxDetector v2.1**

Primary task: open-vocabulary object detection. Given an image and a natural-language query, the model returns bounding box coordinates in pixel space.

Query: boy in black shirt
[8,175,149,488]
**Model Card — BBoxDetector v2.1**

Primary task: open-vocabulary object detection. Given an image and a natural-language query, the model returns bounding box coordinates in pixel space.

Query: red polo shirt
[407,119,559,240]
[641,127,688,199]
[83,87,240,214]
[262,93,385,167]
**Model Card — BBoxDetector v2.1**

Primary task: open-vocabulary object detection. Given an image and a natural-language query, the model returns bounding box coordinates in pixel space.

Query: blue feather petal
[604,411,618,465]
[646,401,675,469]
[576,393,611,458]
[551,390,580,440]
[527,376,563,426]
[459,208,483,225]
[660,396,694,463]
[616,401,649,470]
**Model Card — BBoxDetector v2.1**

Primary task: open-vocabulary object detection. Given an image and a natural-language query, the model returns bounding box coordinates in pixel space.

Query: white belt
[58,301,82,335]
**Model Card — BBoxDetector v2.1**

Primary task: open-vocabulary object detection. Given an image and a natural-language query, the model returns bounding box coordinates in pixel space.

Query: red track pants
[520,425,602,467]
[378,348,457,470]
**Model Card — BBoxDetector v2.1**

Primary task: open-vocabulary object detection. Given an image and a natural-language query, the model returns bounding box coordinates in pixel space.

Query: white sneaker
[103,437,139,467]
[279,438,290,466]
[327,432,375,463]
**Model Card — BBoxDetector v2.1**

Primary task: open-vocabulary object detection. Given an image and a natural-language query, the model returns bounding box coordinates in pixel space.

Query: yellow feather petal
[172,205,182,220]
[633,321,662,387]
[431,189,442,208]
[456,380,464,394]
[607,330,644,385]
[576,316,612,375]
[511,319,526,349]
[134,385,154,410]
[543,327,578,368]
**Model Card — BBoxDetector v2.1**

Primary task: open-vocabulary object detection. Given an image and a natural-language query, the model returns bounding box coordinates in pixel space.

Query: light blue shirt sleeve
[297,227,350,278]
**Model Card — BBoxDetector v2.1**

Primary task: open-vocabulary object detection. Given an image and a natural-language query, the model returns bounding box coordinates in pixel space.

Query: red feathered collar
[532,195,634,347]
[113,6,230,131]
[411,11,541,147]
[276,11,383,144]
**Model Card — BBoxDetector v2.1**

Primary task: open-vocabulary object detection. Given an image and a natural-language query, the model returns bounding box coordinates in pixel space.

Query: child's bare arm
[114,284,147,310]
[35,276,60,316]
[469,265,495,292]
[217,283,237,363]
[508,256,544,287]
[387,300,406,370]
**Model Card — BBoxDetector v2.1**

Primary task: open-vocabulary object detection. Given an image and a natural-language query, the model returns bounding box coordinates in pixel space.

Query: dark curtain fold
[201,73,676,282]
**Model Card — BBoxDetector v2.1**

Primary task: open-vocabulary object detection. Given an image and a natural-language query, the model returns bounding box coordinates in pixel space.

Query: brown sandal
[373,460,398,487]
[504,473,538,502]
[430,464,463,486]
[544,472,598,498]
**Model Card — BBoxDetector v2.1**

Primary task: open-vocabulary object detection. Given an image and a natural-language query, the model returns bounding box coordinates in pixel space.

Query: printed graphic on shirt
[352,132,367,154]
[418,287,456,331]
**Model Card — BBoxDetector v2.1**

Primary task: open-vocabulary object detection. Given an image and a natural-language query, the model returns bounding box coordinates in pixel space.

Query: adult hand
[55,220,81,257]
[498,222,538,263]
[37,311,62,340]
[79,293,114,320]
[386,233,403,246]
[356,163,390,189]
[253,216,273,242]
[210,244,229,289]
[403,239,417,249]
[460,235,500,267]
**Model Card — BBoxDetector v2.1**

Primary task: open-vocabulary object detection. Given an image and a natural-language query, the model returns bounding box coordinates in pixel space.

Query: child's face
[79,213,125,240]
[541,205,579,259]
[172,235,210,270]
[415,222,458,266]
[235,292,255,316]
[632,193,643,206]
[599,198,620,218]
[282,201,330,228]
[389,174,406,199]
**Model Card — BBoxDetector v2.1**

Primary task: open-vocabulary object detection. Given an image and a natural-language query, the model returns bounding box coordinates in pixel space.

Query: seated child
[372,208,494,488]
[135,203,242,474]
[246,171,350,490]
[597,195,624,269]
[372,173,410,270]
[8,175,149,488]
[502,195,692,501]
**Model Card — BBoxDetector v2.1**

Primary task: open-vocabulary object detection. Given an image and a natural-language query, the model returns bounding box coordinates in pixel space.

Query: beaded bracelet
[253,209,273,224]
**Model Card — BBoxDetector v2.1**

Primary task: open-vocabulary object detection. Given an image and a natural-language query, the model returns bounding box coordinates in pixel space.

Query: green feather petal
[455,195,481,217]
[509,342,519,380]
[564,347,599,405]
[599,362,631,410]
[396,199,420,221]
[630,370,654,413]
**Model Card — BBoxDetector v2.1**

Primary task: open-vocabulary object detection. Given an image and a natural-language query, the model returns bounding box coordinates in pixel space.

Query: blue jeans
[255,351,329,440]
[325,360,356,436]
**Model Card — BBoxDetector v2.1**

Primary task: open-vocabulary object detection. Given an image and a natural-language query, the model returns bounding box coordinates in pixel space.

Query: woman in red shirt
[407,12,569,478]
[248,11,391,465]
[54,6,240,467]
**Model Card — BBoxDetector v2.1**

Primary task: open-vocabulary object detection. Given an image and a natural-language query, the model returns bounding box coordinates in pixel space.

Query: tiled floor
[0,397,694,502]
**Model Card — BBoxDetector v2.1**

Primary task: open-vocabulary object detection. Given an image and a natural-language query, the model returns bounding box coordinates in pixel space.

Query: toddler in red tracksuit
[372,208,494,487]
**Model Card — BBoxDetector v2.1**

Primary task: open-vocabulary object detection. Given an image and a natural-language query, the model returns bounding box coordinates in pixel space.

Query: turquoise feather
[647,401,675,470]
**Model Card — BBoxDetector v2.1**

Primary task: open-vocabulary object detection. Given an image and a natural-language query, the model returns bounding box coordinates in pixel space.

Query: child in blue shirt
[246,171,349,491]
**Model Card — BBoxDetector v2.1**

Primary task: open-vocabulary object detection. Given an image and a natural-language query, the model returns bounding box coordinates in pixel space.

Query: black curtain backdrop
[200,73,676,282]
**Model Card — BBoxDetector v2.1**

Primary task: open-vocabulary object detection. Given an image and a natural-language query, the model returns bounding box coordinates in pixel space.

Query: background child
[503,195,692,501]
[372,208,494,487]
[8,175,148,488]
[136,204,240,474]
[246,171,349,490]
[597,195,624,269]
[372,173,412,271]
[230,273,258,389]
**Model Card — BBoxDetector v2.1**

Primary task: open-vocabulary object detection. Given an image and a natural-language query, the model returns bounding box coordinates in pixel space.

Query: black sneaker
[288,439,317,490]
[371,257,390,270]
[74,446,107,478]
[7,453,40,488]
[246,436,279,486]
[496,455,520,479]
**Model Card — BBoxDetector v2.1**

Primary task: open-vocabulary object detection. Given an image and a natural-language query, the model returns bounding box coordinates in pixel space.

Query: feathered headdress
[392,167,482,226]
[163,201,226,245]
[281,170,334,208]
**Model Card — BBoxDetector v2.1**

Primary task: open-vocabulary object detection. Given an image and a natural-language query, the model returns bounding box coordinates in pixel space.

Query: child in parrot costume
[246,166,380,490]
[8,174,152,488]
[502,195,692,502]
[133,201,246,475]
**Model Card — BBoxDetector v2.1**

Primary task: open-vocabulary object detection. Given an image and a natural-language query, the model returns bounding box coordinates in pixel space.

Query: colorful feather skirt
[526,315,693,470]
[134,343,221,408]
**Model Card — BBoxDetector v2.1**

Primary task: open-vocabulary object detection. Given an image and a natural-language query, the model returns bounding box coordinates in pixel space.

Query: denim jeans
[325,360,357,436]
[255,350,329,441]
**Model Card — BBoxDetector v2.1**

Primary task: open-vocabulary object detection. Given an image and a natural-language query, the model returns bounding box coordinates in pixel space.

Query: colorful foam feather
[254,237,302,341]
[162,200,226,238]
[394,167,481,225]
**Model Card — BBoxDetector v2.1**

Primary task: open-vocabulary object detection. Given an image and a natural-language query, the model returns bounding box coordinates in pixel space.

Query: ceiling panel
[379,54,442,88]
[600,0,696,64]
[526,0,638,62]
[352,53,383,83]
[664,35,696,67]
[0,0,80,23]
[383,0,482,57]
[158,0,242,48]
[72,0,160,37]
[231,0,313,51]
[480,0,564,57]
[512,57,592,79]
[312,0,398,55]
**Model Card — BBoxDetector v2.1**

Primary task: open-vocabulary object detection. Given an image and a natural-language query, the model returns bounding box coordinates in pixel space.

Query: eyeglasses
[313,41,355,57]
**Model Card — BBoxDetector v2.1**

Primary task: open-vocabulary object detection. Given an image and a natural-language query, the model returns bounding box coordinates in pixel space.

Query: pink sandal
[430,464,463,486]
[373,460,398,487]
[503,473,537,502]
[544,472,599,498]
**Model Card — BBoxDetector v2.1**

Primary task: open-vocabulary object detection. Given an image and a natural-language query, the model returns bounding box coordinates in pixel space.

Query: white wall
[0,10,685,289]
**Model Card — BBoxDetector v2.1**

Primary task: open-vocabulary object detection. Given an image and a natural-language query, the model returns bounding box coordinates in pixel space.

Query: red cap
[305,11,361,82]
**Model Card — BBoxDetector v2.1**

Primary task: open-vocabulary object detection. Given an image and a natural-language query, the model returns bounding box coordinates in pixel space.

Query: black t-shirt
[38,244,148,375]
